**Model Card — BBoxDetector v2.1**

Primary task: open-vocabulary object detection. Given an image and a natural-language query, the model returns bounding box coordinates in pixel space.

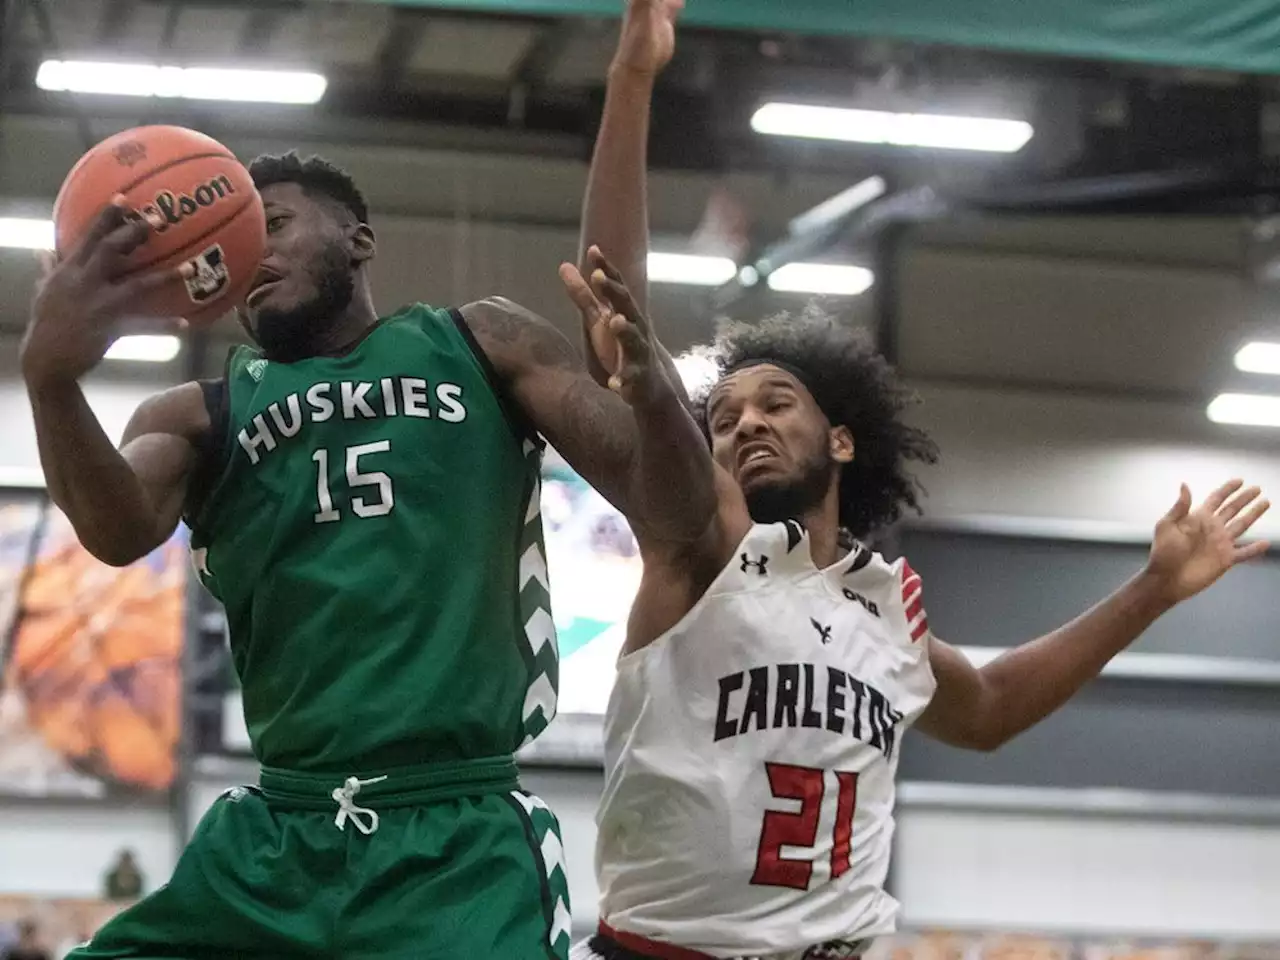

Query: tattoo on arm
[460,297,638,509]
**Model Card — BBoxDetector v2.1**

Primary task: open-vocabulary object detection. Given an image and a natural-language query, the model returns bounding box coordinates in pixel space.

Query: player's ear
[829,425,854,464]
[349,223,376,264]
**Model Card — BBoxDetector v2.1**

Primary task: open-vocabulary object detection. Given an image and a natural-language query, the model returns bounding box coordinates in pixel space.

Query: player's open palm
[613,0,684,77]
[1146,479,1271,605]
[22,200,187,388]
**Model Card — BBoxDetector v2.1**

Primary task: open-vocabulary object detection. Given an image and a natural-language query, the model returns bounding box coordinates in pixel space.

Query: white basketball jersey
[595,521,937,959]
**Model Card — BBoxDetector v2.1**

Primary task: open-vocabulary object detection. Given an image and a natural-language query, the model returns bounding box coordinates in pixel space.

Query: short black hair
[249,151,369,223]
[696,304,939,540]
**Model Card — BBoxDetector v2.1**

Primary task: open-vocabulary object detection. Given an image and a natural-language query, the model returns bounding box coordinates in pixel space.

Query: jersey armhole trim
[449,306,543,452]
[182,347,234,527]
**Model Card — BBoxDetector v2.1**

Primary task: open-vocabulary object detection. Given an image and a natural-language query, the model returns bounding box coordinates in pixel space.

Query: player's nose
[734,405,771,438]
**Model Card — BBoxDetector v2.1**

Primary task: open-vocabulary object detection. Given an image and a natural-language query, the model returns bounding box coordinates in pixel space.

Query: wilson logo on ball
[137,174,238,233]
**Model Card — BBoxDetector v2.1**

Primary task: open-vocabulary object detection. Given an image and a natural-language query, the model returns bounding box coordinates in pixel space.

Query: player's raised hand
[22,198,189,388]
[611,0,684,78]
[560,246,671,408]
[1145,479,1271,605]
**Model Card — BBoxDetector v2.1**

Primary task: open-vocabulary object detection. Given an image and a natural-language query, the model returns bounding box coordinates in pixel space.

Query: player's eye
[267,216,287,234]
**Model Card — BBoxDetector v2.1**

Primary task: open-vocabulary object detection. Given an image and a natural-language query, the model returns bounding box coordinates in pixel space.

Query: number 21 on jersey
[751,762,859,891]
[312,441,395,523]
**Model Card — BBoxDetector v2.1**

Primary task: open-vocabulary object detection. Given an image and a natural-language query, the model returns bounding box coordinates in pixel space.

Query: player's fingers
[92,220,154,275]
[1233,539,1271,563]
[609,312,648,364]
[1225,497,1270,540]
[109,260,193,310]
[69,197,132,267]
[587,246,627,286]
[592,272,646,329]
[559,262,606,319]
[1201,478,1245,514]
[1162,483,1193,524]
[1217,485,1263,522]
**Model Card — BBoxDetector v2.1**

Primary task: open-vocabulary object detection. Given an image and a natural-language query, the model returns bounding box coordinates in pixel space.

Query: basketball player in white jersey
[558,4,1274,959]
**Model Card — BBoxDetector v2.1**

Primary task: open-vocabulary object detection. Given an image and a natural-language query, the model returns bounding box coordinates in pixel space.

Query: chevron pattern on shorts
[513,790,572,960]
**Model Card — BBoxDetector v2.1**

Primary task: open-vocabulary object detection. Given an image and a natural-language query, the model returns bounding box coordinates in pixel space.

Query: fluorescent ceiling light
[0,217,54,250]
[648,252,737,286]
[106,335,181,363]
[767,263,874,296]
[752,102,1034,153]
[1207,392,1280,427]
[1234,341,1280,375]
[36,60,326,104]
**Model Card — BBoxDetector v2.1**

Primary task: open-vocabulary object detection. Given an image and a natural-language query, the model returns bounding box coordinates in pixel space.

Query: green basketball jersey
[186,304,558,772]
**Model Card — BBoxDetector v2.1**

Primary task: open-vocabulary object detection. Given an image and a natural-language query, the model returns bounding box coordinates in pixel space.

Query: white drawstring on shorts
[332,775,388,835]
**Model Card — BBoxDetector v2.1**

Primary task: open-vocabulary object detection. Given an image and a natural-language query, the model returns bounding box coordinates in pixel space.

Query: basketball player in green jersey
[20,151,701,958]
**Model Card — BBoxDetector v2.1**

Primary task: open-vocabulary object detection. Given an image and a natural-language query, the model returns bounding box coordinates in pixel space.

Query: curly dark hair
[694,304,939,540]
[248,151,369,223]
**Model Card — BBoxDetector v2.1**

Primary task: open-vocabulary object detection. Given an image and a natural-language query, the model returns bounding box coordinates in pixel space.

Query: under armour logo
[810,618,833,644]
[740,553,769,575]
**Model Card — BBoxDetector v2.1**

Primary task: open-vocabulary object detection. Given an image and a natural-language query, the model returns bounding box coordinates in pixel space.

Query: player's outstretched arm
[22,201,201,566]
[917,480,1270,751]
[578,0,689,406]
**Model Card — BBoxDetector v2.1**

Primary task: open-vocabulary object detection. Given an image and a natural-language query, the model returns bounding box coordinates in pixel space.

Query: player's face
[706,365,840,523]
[240,182,355,357]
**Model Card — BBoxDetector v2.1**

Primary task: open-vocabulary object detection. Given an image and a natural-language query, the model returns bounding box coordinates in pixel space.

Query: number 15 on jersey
[312,441,395,523]
[751,763,859,891]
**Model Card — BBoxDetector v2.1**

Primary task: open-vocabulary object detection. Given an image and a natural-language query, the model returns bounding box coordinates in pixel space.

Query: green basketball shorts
[70,757,572,960]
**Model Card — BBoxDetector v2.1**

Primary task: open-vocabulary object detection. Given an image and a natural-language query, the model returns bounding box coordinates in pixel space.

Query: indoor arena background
[2,0,1280,956]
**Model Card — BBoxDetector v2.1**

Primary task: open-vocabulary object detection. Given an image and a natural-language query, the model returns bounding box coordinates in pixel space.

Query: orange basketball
[53,125,265,325]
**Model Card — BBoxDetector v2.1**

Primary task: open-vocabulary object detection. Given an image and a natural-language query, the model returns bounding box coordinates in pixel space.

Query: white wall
[0,376,173,480]
[0,801,175,899]
[910,382,1280,539]
[896,803,1280,938]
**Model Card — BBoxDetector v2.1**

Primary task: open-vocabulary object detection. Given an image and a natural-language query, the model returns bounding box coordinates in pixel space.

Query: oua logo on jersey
[237,377,469,465]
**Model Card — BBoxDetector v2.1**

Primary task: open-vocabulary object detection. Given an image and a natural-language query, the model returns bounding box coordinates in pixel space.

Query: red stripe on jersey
[902,560,929,643]
[901,561,919,595]
[831,771,859,878]
[599,922,720,960]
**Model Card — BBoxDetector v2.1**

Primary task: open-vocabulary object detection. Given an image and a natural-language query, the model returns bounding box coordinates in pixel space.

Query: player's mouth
[246,267,286,309]
[737,442,781,477]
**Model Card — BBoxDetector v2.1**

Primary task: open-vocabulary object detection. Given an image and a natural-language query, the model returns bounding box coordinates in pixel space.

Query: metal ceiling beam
[507,19,576,126]
[709,160,1280,324]
[374,7,428,90]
